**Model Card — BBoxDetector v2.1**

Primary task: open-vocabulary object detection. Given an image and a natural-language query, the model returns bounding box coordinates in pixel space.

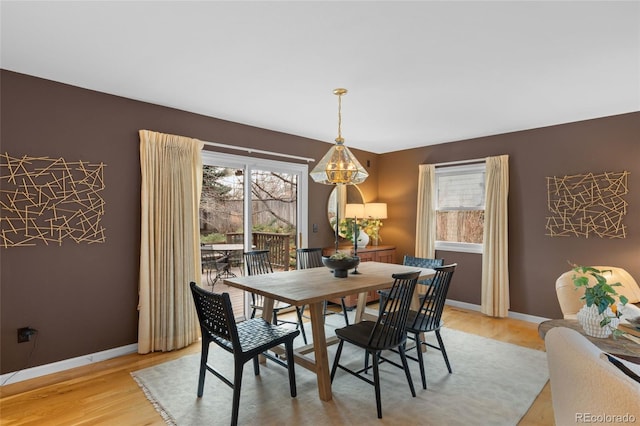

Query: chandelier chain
[337,94,342,141]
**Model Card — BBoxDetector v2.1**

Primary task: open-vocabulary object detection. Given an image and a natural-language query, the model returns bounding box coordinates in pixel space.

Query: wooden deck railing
[226,232,293,271]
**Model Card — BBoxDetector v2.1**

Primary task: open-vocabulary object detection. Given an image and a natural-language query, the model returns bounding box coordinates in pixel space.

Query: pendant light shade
[310,141,368,185]
[310,88,369,185]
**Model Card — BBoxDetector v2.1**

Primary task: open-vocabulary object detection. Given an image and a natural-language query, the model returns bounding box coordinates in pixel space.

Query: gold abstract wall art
[546,171,629,239]
[0,153,107,247]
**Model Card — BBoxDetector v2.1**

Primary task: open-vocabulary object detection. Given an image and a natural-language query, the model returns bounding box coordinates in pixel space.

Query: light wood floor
[0,303,553,425]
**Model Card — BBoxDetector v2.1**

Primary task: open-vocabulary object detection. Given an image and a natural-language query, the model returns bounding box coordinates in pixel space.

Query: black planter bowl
[321,256,360,278]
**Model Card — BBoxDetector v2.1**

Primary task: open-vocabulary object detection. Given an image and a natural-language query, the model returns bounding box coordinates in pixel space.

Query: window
[435,163,485,253]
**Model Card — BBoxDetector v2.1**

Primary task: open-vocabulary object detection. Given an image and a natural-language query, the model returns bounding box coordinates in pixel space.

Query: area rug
[132,317,548,426]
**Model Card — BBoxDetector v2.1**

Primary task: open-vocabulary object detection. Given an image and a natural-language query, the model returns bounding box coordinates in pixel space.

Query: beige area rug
[132,314,548,426]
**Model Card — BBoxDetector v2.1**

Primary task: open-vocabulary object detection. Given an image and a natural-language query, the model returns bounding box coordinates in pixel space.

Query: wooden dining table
[223,261,436,401]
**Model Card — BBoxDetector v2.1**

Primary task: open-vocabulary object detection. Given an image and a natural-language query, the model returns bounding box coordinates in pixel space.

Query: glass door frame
[201,150,309,315]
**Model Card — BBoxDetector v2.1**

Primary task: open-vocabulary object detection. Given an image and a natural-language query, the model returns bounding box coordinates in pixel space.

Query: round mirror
[327,185,364,237]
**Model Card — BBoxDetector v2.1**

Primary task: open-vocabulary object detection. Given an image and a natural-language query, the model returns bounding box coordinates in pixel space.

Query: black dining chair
[377,256,444,314]
[378,264,457,390]
[189,282,299,426]
[405,263,457,389]
[244,250,307,344]
[297,248,350,326]
[330,271,421,419]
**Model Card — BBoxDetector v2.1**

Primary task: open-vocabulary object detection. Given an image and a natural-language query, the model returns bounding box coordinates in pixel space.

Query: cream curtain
[481,155,510,317]
[138,130,203,354]
[415,164,436,258]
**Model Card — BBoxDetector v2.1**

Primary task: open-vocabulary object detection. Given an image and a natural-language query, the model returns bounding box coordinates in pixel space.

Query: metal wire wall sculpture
[0,153,106,247]
[546,171,629,239]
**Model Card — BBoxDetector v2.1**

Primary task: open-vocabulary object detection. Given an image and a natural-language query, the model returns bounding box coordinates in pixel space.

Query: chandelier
[310,88,368,185]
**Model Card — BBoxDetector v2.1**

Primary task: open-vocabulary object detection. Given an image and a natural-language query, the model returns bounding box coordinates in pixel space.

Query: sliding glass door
[200,150,308,318]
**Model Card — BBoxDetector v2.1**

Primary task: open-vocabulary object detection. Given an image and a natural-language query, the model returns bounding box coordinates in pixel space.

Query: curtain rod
[202,140,315,163]
[434,157,486,168]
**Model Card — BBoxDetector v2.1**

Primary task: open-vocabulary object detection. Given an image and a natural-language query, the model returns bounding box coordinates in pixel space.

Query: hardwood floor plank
[0,305,553,425]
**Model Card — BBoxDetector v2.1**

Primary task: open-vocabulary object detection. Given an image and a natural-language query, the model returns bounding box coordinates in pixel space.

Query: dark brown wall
[2,69,638,374]
[0,70,378,373]
[378,112,640,318]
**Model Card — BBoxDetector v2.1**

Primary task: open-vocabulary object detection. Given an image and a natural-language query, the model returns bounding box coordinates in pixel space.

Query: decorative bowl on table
[322,254,360,278]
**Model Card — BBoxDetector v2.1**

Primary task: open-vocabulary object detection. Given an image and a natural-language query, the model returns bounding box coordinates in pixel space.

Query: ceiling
[1,1,638,154]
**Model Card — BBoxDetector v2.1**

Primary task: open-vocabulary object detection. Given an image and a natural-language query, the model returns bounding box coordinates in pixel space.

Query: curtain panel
[415,164,436,258]
[481,155,510,317]
[138,130,203,353]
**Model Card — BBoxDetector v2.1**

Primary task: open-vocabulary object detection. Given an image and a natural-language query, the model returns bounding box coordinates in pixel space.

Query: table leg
[308,301,332,401]
[262,297,275,322]
[354,291,368,323]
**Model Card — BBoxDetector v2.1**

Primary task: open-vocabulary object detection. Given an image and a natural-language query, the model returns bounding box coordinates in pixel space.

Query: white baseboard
[445,299,550,324]
[1,343,138,386]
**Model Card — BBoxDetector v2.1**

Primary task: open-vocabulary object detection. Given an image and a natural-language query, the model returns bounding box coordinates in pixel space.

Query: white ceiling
[1,1,638,154]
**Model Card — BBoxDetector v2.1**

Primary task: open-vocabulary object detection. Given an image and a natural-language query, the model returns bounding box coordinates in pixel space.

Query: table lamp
[364,203,387,246]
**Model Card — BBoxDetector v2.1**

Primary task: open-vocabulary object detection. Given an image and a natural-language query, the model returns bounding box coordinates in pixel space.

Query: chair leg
[372,350,383,419]
[295,307,308,344]
[197,341,210,397]
[340,297,349,325]
[231,362,245,426]
[414,332,427,389]
[399,344,416,397]
[435,329,452,373]
[330,340,345,381]
[253,355,260,375]
[285,340,297,397]
[363,350,381,375]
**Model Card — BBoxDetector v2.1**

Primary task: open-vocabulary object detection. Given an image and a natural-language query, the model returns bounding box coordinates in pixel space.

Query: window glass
[435,163,485,253]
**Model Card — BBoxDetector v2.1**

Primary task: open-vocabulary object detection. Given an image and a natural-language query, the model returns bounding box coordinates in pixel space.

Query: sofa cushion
[545,327,640,425]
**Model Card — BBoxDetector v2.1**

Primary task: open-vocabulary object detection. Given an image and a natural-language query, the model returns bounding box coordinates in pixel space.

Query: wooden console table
[323,245,396,308]
[539,319,640,359]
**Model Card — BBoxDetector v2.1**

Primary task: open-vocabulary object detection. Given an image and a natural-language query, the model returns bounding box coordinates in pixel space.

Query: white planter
[576,304,620,338]
[353,229,369,248]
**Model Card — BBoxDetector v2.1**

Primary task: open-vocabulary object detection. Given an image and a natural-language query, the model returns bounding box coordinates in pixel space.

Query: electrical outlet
[17,327,36,343]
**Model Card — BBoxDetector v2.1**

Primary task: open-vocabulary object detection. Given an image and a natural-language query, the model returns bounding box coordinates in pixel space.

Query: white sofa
[545,327,640,425]
[555,266,640,319]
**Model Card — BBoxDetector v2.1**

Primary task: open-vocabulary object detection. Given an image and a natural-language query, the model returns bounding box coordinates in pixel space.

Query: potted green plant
[571,264,628,338]
[337,218,372,247]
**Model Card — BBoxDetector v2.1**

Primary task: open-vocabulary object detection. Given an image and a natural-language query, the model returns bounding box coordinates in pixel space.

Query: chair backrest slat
[296,248,324,270]
[189,282,240,351]
[413,264,457,330]
[369,271,420,348]
[244,250,273,276]
[403,255,444,285]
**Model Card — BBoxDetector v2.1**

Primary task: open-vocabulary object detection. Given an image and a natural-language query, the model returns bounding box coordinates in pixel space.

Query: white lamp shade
[365,203,387,219]
[345,203,365,218]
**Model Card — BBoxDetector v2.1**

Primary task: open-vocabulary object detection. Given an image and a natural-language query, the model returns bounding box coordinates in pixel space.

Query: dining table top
[223,261,436,306]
